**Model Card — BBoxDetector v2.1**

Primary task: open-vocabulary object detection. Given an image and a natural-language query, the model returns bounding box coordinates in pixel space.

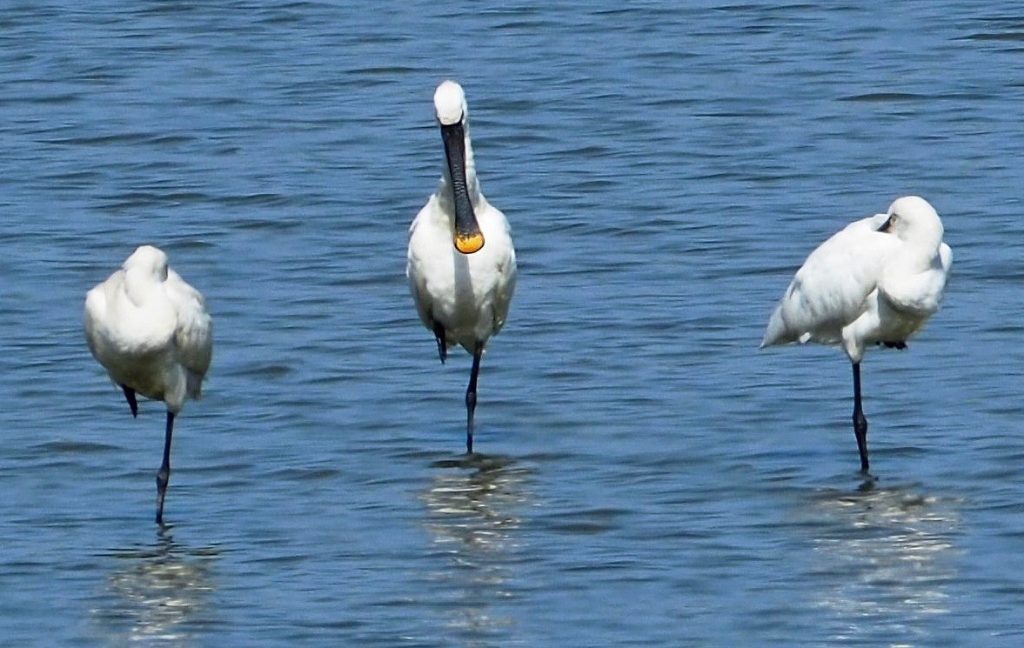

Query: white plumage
[85,245,212,523]
[761,196,951,471]
[407,80,517,453]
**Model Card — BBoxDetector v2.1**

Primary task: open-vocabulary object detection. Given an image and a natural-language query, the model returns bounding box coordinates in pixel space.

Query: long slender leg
[155,411,175,525]
[121,384,138,418]
[852,362,869,472]
[432,321,447,364]
[465,343,483,454]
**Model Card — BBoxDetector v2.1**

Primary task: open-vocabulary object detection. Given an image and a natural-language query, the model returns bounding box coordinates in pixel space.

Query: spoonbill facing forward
[85,245,213,524]
[761,196,951,472]
[407,80,517,454]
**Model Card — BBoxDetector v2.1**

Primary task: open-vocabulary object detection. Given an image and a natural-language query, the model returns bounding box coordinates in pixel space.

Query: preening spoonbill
[407,80,517,454]
[761,196,952,472]
[84,245,213,524]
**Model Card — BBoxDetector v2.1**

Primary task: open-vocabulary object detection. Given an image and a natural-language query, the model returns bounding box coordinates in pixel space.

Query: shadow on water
[90,528,219,644]
[420,453,532,644]
[806,478,961,644]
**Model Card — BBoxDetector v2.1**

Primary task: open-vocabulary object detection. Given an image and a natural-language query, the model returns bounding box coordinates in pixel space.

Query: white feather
[762,196,951,363]
[407,82,517,354]
[85,245,213,413]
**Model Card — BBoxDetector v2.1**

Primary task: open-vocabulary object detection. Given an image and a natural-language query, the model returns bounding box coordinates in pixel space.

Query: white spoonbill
[84,245,213,524]
[407,80,517,454]
[761,196,951,472]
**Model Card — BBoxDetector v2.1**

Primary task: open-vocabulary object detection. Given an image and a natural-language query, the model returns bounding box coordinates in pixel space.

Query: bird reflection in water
[809,481,960,643]
[92,529,218,644]
[421,454,532,640]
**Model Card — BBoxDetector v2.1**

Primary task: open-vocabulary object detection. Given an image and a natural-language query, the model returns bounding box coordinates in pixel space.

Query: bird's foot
[879,341,907,350]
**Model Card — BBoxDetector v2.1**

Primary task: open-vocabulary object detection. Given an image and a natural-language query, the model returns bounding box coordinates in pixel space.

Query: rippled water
[2,2,1023,645]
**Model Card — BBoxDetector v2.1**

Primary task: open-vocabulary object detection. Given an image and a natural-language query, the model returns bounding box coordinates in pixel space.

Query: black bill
[440,120,485,254]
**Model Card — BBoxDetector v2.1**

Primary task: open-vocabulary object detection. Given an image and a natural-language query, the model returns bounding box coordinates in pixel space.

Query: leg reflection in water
[421,454,533,638]
[91,529,218,644]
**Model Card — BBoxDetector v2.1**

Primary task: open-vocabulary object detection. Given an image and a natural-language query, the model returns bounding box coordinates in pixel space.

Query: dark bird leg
[432,320,447,364]
[121,384,138,418]
[852,362,869,472]
[155,411,175,525]
[465,343,483,454]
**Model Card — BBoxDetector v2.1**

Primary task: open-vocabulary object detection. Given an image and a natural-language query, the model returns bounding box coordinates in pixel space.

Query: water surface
[2,2,1023,645]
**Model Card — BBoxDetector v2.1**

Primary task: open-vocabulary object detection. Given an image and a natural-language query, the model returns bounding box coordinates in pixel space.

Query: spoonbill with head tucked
[761,196,951,472]
[85,245,213,524]
[407,80,517,454]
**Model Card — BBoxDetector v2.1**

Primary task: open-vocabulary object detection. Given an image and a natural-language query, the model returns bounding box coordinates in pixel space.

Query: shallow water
[2,1,1023,645]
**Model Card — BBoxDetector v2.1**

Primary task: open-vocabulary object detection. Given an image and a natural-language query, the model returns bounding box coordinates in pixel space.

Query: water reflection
[421,454,531,643]
[809,481,960,644]
[91,529,218,645]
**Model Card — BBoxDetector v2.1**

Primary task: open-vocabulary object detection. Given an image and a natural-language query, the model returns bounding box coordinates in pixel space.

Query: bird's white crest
[434,80,467,126]
[124,244,169,275]
[883,195,944,249]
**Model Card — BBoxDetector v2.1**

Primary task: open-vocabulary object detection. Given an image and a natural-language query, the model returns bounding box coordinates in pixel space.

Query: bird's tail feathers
[760,306,791,349]
[186,370,204,400]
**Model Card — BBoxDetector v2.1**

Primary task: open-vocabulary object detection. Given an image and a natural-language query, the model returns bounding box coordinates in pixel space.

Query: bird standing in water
[85,245,212,524]
[761,196,951,472]
[407,80,517,454]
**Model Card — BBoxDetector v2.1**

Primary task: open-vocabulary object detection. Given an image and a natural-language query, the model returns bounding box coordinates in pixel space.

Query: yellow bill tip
[455,232,485,254]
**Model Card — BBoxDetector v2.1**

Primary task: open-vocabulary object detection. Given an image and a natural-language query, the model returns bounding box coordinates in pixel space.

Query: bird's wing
[407,267,435,331]
[763,214,898,347]
[489,214,517,334]
[83,278,111,359]
[939,242,952,274]
[167,270,213,382]
[406,202,441,331]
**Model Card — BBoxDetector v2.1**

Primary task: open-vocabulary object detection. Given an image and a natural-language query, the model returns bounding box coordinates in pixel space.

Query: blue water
[2,2,1023,645]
